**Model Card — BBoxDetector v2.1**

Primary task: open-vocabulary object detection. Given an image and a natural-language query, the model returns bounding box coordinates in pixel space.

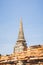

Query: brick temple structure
[0,19,43,65]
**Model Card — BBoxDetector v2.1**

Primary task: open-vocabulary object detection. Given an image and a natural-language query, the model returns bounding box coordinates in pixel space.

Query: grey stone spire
[14,18,27,53]
[17,18,25,42]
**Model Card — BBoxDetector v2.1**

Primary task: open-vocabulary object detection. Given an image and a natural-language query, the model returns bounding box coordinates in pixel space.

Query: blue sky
[0,0,43,55]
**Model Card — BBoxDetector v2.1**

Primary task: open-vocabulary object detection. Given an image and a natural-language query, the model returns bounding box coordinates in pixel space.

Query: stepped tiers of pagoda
[0,19,43,65]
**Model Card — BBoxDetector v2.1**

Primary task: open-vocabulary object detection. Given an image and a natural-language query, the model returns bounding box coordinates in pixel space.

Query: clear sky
[0,0,43,55]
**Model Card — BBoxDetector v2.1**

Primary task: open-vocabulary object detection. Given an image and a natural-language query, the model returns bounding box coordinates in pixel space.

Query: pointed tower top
[17,18,25,42]
[14,19,27,53]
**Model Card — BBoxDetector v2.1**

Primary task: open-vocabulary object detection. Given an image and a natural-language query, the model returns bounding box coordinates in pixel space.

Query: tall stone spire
[14,18,27,53]
[17,18,25,42]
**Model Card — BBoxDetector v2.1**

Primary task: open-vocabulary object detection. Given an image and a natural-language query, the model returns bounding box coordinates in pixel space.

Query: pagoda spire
[17,18,25,41]
[14,18,27,53]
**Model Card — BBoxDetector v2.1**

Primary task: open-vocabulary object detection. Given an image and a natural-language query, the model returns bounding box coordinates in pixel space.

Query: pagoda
[14,19,27,53]
[0,19,43,65]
